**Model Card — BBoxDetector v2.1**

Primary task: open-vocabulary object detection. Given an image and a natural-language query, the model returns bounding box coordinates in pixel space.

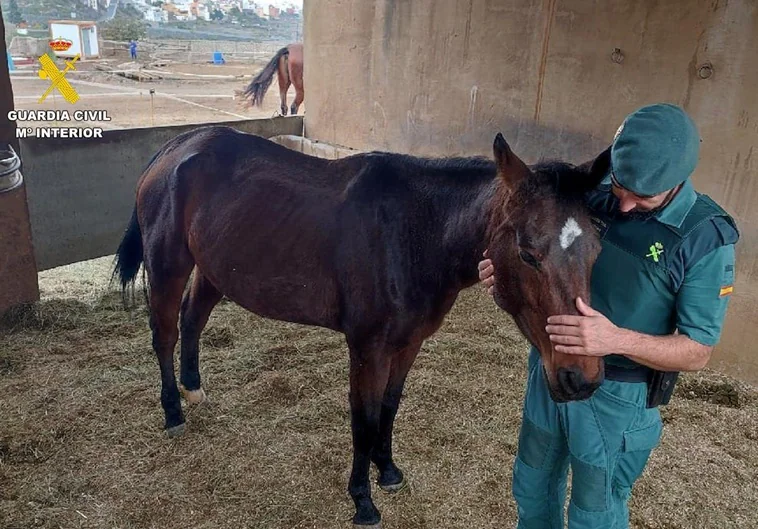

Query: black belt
[604,363,651,383]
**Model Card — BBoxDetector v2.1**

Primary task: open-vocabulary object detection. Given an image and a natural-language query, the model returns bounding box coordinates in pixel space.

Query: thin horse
[113,126,610,528]
[236,42,304,116]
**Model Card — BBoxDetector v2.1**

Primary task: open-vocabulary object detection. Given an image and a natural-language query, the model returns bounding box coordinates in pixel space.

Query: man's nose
[618,194,637,212]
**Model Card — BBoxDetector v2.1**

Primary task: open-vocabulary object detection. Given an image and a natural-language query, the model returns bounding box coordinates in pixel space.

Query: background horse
[236,43,304,116]
[113,126,610,528]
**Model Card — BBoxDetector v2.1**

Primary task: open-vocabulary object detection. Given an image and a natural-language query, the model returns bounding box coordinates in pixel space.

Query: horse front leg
[372,340,422,493]
[347,340,392,528]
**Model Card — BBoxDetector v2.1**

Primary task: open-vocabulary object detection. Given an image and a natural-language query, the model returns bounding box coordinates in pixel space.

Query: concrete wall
[303,0,758,384]
[269,134,362,159]
[21,116,303,271]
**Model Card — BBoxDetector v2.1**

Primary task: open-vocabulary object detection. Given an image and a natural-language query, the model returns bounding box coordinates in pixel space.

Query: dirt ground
[10,59,303,130]
[0,257,756,529]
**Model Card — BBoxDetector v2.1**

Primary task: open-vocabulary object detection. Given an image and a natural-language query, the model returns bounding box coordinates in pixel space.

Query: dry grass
[0,257,756,528]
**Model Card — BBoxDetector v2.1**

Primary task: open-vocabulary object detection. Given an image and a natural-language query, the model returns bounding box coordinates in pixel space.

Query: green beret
[611,103,700,196]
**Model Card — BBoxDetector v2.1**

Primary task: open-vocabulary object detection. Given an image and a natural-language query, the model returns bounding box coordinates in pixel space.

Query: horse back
[140,126,357,331]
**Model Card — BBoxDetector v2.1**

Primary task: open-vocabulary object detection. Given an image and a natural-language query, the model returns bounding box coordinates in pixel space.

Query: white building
[48,20,100,59]
[145,7,169,22]
[196,4,211,20]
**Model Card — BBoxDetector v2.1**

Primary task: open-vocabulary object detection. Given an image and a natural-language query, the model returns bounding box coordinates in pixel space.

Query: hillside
[2,0,104,25]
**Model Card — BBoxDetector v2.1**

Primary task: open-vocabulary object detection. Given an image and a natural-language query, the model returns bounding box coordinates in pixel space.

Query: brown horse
[236,43,304,116]
[112,126,610,528]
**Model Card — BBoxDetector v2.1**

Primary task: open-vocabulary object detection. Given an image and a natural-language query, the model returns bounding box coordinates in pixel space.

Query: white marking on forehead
[559,217,583,250]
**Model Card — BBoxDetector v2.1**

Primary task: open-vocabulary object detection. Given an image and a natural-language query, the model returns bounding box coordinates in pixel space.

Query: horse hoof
[166,423,186,438]
[379,476,408,494]
[179,385,207,405]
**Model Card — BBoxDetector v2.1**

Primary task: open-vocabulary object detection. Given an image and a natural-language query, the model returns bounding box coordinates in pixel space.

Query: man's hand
[545,297,618,356]
[478,250,495,295]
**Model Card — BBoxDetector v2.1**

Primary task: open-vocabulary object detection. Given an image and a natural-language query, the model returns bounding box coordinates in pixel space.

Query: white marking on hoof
[166,423,186,438]
[354,523,381,529]
[559,217,583,250]
[179,384,207,405]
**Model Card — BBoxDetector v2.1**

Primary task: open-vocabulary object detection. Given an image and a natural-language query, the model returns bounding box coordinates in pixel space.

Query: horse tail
[236,45,289,107]
[111,205,144,303]
[111,130,200,308]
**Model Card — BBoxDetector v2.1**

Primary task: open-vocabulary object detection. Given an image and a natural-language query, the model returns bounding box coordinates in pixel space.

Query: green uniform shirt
[586,177,739,369]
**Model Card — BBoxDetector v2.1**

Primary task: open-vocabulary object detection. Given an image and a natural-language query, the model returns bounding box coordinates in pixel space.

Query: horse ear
[575,145,612,192]
[493,132,529,191]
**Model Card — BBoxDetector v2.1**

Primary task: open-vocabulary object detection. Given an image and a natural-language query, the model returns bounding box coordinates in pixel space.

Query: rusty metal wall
[0,7,40,315]
[303,0,758,384]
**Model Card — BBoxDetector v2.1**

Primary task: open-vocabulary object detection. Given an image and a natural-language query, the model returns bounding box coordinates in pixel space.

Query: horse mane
[340,151,497,208]
[527,160,597,200]
[347,154,592,200]
[374,152,496,173]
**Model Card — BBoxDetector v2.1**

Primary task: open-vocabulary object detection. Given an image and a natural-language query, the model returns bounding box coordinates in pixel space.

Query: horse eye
[519,250,541,269]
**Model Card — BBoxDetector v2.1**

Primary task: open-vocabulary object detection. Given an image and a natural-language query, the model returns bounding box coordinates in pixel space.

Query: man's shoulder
[678,192,739,245]
[670,193,738,279]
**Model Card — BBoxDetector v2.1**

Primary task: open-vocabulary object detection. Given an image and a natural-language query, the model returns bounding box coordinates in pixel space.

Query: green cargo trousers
[512,349,663,529]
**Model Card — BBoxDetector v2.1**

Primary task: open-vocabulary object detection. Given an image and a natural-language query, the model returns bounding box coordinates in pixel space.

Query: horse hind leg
[147,268,194,437]
[289,59,304,115]
[142,228,195,437]
[290,86,304,116]
[277,56,291,116]
[179,268,223,406]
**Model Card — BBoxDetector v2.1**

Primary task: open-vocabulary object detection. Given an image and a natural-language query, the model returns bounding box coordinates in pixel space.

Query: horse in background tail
[236,42,304,116]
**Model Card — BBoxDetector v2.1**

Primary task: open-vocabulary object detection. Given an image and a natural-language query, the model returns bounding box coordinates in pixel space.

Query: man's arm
[546,244,736,372]
[545,298,712,371]
[599,328,711,371]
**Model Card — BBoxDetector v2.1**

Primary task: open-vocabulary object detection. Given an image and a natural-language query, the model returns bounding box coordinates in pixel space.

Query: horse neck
[436,177,499,289]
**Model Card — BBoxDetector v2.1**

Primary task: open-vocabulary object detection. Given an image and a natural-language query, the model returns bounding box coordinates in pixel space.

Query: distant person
[129,40,137,60]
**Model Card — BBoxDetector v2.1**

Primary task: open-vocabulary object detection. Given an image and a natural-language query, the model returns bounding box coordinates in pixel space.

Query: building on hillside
[146,7,169,22]
[190,2,211,21]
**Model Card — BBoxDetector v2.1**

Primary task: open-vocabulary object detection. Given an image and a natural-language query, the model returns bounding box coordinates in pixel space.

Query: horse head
[486,133,611,402]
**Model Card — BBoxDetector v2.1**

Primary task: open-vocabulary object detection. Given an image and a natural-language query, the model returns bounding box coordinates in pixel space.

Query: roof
[48,20,98,26]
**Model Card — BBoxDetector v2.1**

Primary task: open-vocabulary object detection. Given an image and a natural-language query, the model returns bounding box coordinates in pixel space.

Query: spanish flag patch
[719,285,734,297]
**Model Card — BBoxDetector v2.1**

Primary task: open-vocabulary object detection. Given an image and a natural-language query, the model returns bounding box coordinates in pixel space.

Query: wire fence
[99,39,289,64]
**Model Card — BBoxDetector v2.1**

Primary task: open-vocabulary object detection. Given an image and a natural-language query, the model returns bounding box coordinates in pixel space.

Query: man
[129,40,137,61]
[478,103,739,529]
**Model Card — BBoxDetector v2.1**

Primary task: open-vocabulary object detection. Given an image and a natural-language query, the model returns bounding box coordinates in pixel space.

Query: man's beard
[615,207,661,221]
[612,185,680,221]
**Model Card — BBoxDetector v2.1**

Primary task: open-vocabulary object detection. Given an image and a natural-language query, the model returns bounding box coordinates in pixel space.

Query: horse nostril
[556,367,601,401]
[557,368,580,394]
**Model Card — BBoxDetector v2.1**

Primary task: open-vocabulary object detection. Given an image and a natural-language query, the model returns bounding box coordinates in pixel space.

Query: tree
[100,17,148,41]
[8,0,24,25]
